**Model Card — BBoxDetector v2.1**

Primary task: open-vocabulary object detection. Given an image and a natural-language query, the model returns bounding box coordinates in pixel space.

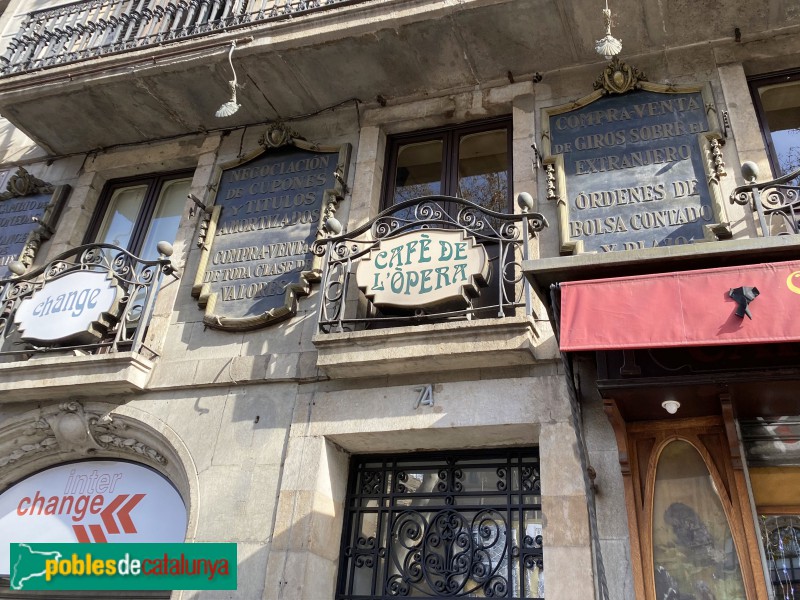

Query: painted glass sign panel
[355,229,489,309]
[652,441,746,599]
[545,84,728,253]
[0,461,187,575]
[194,142,346,330]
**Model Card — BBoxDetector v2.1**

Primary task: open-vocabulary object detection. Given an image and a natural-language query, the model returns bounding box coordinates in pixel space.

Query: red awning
[559,259,800,351]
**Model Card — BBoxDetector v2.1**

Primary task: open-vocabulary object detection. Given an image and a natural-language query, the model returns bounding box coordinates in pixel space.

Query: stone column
[263,422,348,600]
[539,420,596,599]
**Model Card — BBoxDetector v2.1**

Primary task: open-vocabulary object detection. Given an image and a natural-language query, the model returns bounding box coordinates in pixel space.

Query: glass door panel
[652,440,746,599]
[140,178,192,260]
[95,184,148,249]
[457,129,508,212]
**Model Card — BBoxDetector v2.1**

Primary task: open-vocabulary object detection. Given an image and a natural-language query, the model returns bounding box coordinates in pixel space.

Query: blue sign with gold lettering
[544,82,728,254]
[192,139,350,330]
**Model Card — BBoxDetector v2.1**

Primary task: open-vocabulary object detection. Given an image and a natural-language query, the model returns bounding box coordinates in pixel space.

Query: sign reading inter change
[0,461,187,575]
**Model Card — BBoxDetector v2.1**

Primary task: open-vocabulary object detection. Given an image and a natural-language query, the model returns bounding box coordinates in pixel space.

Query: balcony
[730,163,800,237]
[0,242,178,401]
[0,0,797,154]
[311,195,555,378]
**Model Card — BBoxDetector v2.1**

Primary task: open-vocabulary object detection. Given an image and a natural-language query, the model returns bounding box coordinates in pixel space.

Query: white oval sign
[0,461,187,575]
[14,270,120,344]
[355,229,490,308]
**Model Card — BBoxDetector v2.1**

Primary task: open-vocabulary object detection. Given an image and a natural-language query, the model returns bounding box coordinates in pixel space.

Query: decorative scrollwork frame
[191,123,351,331]
[541,63,731,255]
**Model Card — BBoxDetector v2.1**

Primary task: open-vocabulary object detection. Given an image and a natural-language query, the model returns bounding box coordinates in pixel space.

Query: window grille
[337,449,544,599]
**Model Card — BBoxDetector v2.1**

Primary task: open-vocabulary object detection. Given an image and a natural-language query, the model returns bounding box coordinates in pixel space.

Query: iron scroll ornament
[311,195,547,332]
[338,451,544,599]
[0,243,177,357]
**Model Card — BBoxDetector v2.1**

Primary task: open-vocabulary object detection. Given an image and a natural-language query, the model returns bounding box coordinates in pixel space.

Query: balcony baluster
[0,0,368,75]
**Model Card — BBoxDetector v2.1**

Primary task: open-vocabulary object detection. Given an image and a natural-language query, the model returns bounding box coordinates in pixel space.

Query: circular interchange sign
[0,461,187,575]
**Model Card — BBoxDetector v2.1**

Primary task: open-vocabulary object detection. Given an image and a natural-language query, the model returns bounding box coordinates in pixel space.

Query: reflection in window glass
[393,140,443,204]
[96,185,147,249]
[756,78,800,175]
[458,129,508,213]
[385,120,511,214]
[652,441,746,599]
[140,178,192,260]
[761,516,800,599]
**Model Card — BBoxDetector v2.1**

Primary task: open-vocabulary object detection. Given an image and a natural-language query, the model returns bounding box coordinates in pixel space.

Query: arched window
[651,440,746,599]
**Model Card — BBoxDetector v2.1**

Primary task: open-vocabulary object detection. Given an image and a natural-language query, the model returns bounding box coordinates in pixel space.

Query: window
[750,71,800,176]
[377,120,516,318]
[383,119,512,212]
[741,420,800,600]
[760,516,800,599]
[651,440,746,599]
[336,449,543,599]
[86,172,193,260]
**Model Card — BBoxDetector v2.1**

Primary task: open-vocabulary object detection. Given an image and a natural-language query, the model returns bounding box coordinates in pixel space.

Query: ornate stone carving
[0,419,57,467]
[196,208,214,249]
[709,137,727,180]
[259,121,302,149]
[545,163,558,201]
[593,56,647,95]
[0,167,53,201]
[89,416,168,465]
[0,402,168,469]
[48,401,103,454]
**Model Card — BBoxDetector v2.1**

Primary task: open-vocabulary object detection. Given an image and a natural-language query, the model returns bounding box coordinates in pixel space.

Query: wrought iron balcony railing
[0,242,178,359]
[730,162,800,236]
[312,195,548,334]
[0,0,363,76]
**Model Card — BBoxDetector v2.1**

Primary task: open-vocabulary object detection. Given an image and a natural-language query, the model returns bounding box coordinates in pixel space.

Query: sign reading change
[543,71,729,254]
[193,137,349,330]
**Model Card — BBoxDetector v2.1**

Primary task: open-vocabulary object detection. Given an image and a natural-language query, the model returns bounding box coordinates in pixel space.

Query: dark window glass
[750,72,800,176]
[384,119,512,212]
[86,172,192,259]
[336,448,543,599]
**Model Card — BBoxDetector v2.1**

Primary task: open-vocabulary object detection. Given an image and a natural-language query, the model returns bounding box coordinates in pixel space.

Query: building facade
[0,0,798,598]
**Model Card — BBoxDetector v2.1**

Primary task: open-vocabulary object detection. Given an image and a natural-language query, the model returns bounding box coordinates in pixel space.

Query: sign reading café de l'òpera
[542,58,730,254]
[193,126,350,330]
[355,230,490,309]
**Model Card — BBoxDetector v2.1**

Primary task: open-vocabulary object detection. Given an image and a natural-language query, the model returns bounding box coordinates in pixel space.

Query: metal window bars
[730,163,800,236]
[0,242,178,359]
[0,0,364,76]
[337,450,544,600]
[311,195,547,333]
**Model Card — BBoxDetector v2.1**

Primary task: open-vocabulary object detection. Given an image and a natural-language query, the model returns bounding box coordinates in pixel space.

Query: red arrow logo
[72,493,146,542]
[100,494,128,534]
[117,494,145,534]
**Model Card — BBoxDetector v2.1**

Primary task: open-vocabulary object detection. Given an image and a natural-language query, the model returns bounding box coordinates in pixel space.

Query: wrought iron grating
[336,449,544,599]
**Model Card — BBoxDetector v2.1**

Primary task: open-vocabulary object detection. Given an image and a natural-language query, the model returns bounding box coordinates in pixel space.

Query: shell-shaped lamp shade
[595,34,622,60]
[215,101,241,118]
